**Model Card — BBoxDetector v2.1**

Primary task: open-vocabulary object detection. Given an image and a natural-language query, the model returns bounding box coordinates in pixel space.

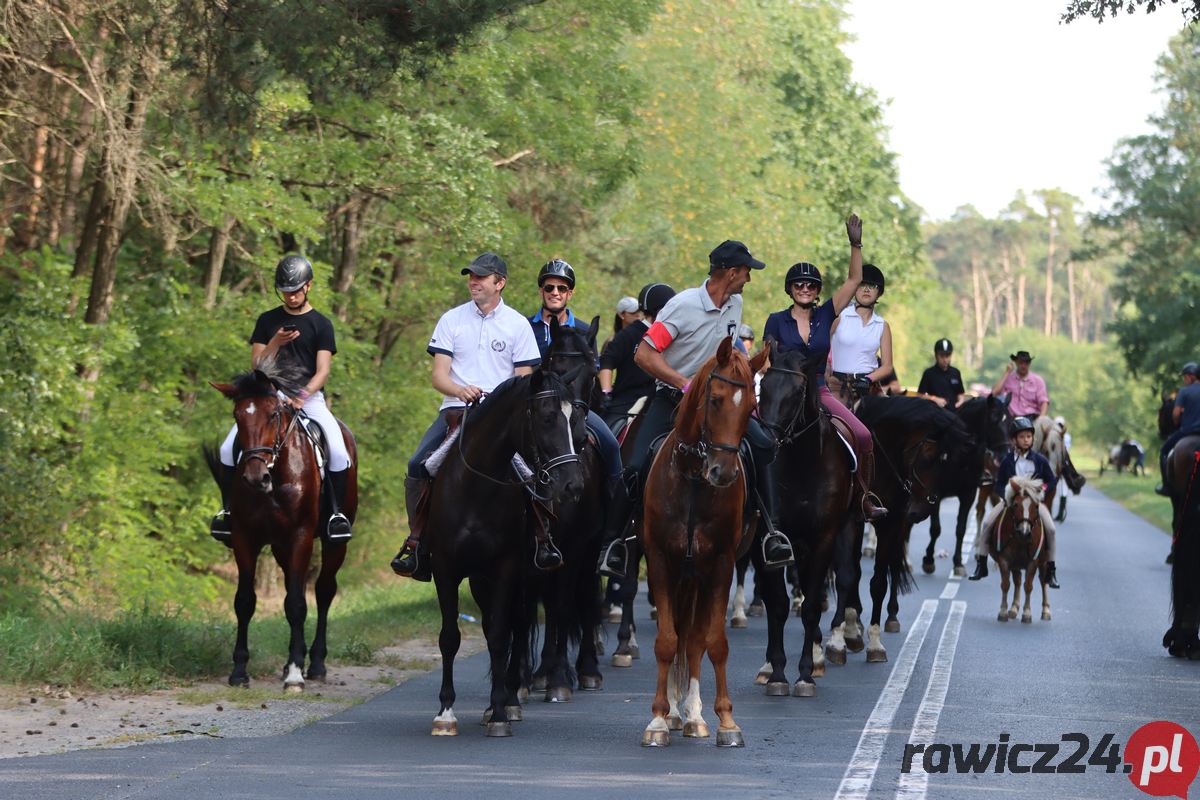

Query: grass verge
[0,579,478,691]
[1077,443,1172,535]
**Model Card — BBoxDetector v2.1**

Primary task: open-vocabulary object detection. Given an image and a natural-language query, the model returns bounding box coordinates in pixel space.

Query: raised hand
[846,214,863,247]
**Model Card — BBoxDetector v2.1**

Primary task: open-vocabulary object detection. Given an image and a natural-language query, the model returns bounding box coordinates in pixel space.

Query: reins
[241,402,305,470]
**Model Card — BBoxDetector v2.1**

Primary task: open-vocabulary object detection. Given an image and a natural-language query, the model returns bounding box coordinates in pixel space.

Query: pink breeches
[819,385,873,454]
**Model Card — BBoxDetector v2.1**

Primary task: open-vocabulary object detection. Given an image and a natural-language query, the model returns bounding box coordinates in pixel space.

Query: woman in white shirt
[828,263,893,404]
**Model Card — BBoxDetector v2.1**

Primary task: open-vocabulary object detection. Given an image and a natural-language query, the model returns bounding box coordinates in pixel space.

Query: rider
[1156,361,1200,496]
[762,215,887,521]
[992,350,1048,422]
[612,295,641,340]
[828,262,893,405]
[968,416,1060,588]
[211,255,353,545]
[917,338,964,408]
[598,283,676,431]
[389,253,545,581]
[527,258,624,493]
[596,240,794,576]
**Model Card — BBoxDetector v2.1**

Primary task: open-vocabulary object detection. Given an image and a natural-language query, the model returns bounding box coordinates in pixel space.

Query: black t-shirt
[250,307,337,383]
[599,320,653,412]
[918,364,964,406]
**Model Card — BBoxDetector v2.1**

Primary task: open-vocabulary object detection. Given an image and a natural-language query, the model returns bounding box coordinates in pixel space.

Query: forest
[0,1,1196,618]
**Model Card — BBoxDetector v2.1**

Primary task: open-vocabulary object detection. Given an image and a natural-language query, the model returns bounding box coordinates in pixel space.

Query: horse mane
[486,368,571,408]
[229,353,308,399]
[1010,475,1044,503]
[857,395,970,450]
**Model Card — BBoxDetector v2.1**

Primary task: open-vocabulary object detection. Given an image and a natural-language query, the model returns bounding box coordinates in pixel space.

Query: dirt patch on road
[0,635,484,759]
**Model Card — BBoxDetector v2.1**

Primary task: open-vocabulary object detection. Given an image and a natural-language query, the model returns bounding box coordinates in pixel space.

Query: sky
[841,0,1189,221]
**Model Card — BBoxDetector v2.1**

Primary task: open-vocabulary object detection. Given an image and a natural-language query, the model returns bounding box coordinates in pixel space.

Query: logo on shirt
[491,339,507,353]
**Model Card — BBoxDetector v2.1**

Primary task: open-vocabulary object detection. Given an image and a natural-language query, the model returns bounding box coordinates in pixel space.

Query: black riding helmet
[638,282,676,316]
[861,263,885,295]
[538,258,576,290]
[1010,416,1036,436]
[275,255,314,292]
[1182,362,1200,378]
[934,338,953,355]
[784,262,822,296]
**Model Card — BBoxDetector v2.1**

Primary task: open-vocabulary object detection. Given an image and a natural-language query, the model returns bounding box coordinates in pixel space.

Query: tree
[1062,0,1200,24]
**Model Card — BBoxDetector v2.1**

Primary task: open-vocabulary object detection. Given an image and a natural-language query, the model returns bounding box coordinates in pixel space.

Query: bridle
[874,430,942,505]
[759,363,819,445]
[239,399,304,471]
[674,369,749,472]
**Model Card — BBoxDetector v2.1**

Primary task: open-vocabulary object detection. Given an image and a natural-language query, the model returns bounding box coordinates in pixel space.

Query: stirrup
[326,512,352,542]
[391,540,430,581]
[862,493,888,521]
[210,510,232,547]
[1155,483,1169,497]
[761,530,794,570]
[534,539,564,572]
[598,539,628,578]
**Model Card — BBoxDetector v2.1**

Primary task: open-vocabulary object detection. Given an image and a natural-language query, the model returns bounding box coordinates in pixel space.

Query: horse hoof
[845,636,865,653]
[649,607,657,621]
[866,648,887,663]
[431,719,458,736]
[517,687,530,703]
[612,653,633,668]
[486,721,512,737]
[668,714,683,731]
[1042,611,1051,621]
[228,675,249,688]
[826,646,847,665]
[716,728,745,748]
[953,565,966,578]
[884,619,901,634]
[811,662,825,678]
[1021,614,1032,624]
[731,614,748,629]
[284,683,304,694]
[683,720,710,738]
[997,612,1008,623]
[863,547,875,558]
[642,729,671,747]
[747,601,765,617]
[545,687,572,703]
[607,607,623,624]
[531,675,548,692]
[792,680,817,698]
[765,681,790,696]
[579,674,603,691]
[922,557,936,575]
[305,669,326,682]
[629,643,640,659]
[506,705,523,721]
[1008,609,1018,620]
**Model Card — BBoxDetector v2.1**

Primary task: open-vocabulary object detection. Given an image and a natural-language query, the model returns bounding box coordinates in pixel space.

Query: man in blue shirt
[1157,362,1200,496]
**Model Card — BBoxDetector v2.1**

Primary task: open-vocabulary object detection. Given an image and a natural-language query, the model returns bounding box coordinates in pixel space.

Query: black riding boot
[209,464,236,547]
[857,451,888,521]
[391,476,432,581]
[1046,561,1059,589]
[968,555,988,580]
[325,469,353,542]
[598,476,633,578]
[530,501,564,571]
[756,461,794,570]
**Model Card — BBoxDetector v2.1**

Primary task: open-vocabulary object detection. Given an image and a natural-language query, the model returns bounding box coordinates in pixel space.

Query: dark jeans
[408,410,453,480]
[587,409,624,482]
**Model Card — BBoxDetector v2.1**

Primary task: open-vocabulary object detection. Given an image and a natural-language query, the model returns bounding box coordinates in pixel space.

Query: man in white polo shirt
[390,252,542,581]
[597,240,794,577]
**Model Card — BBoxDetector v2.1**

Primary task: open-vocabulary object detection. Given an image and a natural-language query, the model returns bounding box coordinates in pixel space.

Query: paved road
[2,486,1195,800]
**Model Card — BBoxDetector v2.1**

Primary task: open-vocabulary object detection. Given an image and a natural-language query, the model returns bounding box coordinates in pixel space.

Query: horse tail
[670,573,699,698]
[202,443,223,488]
[884,521,916,596]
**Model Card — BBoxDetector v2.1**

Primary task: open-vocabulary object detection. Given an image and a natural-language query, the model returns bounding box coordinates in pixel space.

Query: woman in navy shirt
[763,214,886,520]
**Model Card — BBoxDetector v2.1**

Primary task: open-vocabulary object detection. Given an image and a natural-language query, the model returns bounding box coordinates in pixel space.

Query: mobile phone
[281,324,298,332]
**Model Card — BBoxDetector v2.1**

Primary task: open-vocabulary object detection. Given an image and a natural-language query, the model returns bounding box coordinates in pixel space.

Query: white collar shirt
[427,297,541,409]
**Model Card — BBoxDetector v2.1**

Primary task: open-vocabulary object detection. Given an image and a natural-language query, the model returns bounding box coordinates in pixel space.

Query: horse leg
[1022,566,1035,623]
[642,547,676,747]
[794,534,832,695]
[544,578,573,703]
[276,536,314,692]
[1041,564,1052,621]
[755,547,790,695]
[952,497,972,576]
[229,540,261,687]
[681,590,711,739]
[866,520,891,662]
[307,539,347,681]
[923,499,941,574]
[730,557,748,629]
[432,574,462,735]
[576,570,604,690]
[997,563,1010,622]
[707,557,743,747]
[612,540,640,667]
[481,565,519,736]
[1009,567,1021,619]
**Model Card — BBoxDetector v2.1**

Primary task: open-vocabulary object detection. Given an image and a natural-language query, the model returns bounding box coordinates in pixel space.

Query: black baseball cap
[709,240,766,271]
[462,252,508,277]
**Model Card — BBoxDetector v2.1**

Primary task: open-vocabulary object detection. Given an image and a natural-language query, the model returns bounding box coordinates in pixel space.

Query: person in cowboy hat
[992,349,1048,421]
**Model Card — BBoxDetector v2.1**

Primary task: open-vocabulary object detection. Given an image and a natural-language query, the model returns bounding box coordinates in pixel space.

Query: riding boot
[530,501,564,571]
[968,555,988,580]
[755,461,795,570]
[391,476,432,581]
[209,464,236,548]
[1046,561,1060,589]
[325,469,353,542]
[857,451,888,521]
[598,476,631,578]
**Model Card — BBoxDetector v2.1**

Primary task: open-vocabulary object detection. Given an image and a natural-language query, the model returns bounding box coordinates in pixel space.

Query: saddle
[826,414,859,473]
[612,395,650,444]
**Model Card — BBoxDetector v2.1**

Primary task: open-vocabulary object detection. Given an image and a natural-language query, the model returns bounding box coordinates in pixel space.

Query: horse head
[758,339,817,445]
[211,369,294,495]
[983,395,1013,452]
[525,368,586,505]
[544,315,599,445]
[1008,477,1044,538]
[675,337,766,488]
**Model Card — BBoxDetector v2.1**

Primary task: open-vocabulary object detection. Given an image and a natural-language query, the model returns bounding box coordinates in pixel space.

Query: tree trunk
[1066,259,1079,343]
[15,122,51,250]
[60,41,105,249]
[333,194,369,321]
[203,214,236,309]
[971,255,985,365]
[45,88,74,247]
[1043,216,1056,337]
[1014,247,1027,328]
[1000,248,1017,328]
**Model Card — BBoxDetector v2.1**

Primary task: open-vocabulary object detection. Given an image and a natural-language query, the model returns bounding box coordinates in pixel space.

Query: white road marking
[938,582,959,600]
[834,599,938,800]
[895,600,967,800]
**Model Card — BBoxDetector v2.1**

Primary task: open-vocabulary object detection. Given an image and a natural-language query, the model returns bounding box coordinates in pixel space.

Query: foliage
[1061,0,1200,24]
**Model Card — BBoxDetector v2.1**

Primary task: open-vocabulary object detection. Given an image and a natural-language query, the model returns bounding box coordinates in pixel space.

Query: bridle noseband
[240,400,303,471]
[674,369,748,472]
[759,364,817,445]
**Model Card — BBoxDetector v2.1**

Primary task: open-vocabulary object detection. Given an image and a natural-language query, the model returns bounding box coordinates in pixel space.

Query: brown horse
[992,477,1051,624]
[640,338,767,748]
[208,364,357,691]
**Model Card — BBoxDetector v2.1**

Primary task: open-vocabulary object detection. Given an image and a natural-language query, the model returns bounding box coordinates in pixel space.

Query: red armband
[644,321,674,352]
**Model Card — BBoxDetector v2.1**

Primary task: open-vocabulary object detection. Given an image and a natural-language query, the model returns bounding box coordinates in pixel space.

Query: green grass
[1076,442,1172,535]
[0,580,479,691]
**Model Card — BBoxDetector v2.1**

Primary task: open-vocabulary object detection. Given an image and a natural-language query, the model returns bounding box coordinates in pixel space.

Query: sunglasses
[859,282,880,290]
[791,281,820,291]
[541,283,571,294]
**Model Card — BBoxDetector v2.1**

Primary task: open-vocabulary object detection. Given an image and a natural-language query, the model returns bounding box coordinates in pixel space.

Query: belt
[831,371,871,381]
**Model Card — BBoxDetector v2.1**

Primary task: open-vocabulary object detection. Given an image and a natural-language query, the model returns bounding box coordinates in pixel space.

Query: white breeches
[220,391,351,472]
[973,484,1056,559]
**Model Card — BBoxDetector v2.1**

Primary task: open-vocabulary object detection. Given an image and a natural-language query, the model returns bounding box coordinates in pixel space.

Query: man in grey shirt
[597,240,794,576]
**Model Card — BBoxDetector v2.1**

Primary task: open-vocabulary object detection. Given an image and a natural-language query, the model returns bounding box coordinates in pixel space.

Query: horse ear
[716,335,733,365]
[750,344,769,375]
[588,315,600,346]
[767,337,779,362]
[549,315,561,339]
[211,381,238,399]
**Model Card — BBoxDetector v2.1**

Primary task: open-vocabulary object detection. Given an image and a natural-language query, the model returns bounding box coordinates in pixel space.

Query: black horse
[922,396,1012,577]
[425,369,585,737]
[528,317,607,702]
[1164,435,1200,659]
[755,344,855,697]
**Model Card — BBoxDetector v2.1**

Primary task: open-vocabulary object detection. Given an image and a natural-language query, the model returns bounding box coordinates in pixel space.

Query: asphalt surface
[2,485,1196,800]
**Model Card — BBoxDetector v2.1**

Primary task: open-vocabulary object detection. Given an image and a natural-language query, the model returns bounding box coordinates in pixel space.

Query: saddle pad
[423,427,461,478]
[826,415,859,473]
[298,417,328,477]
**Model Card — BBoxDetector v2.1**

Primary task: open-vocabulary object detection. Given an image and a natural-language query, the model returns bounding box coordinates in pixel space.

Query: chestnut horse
[640,338,767,748]
[208,362,357,691]
[992,477,1051,624]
